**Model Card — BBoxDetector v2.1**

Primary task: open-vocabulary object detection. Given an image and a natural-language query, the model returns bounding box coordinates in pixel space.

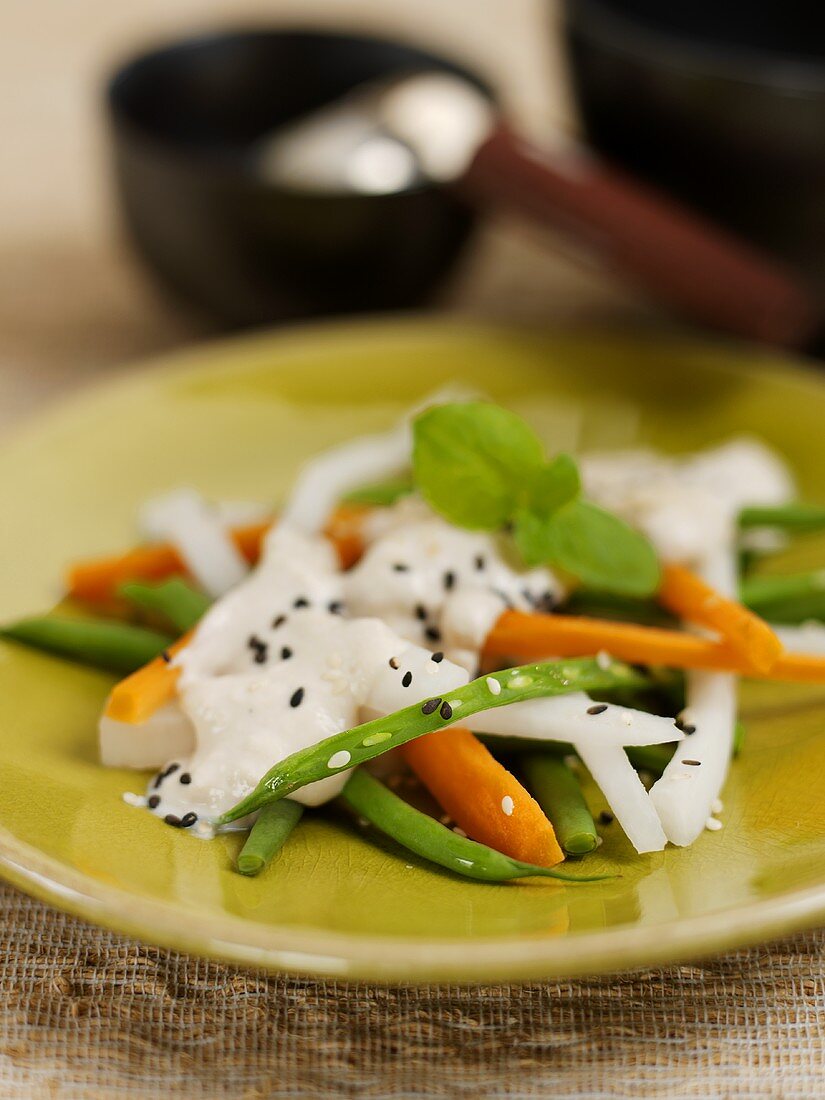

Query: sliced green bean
[236,799,304,876]
[342,476,414,507]
[521,755,597,855]
[120,578,212,633]
[739,502,825,533]
[741,571,825,624]
[218,656,645,824]
[0,616,172,674]
[340,769,610,883]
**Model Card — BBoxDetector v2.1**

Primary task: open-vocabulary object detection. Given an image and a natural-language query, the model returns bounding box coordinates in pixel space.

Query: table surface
[1,2,823,1096]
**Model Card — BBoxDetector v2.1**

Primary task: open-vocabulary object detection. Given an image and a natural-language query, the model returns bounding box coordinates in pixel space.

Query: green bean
[741,571,825,625]
[520,755,597,855]
[739,502,825,533]
[625,744,675,776]
[561,591,675,628]
[0,616,172,674]
[340,769,610,883]
[733,719,746,758]
[119,579,212,633]
[236,799,304,876]
[341,477,414,507]
[218,656,645,824]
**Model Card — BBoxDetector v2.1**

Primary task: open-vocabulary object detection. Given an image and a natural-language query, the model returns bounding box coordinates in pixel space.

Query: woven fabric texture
[0,882,822,1099]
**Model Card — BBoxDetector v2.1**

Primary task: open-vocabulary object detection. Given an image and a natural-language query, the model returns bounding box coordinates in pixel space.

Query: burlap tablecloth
[0,880,822,1098]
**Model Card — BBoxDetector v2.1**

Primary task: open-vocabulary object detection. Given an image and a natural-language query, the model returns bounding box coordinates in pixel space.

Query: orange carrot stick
[484,609,825,683]
[658,562,783,674]
[104,632,193,724]
[67,506,370,602]
[402,726,564,868]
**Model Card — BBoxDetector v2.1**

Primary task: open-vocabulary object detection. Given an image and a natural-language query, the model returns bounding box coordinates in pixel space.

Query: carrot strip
[484,610,825,684]
[104,632,192,724]
[658,562,783,674]
[402,726,565,868]
[67,506,370,602]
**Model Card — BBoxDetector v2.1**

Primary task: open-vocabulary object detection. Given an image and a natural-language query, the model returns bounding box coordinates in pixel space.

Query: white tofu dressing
[143,505,559,830]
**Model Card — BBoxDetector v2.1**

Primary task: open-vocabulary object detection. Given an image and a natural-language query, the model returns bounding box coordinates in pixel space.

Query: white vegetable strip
[139,489,248,598]
[470,693,682,748]
[281,385,480,535]
[99,703,195,769]
[773,622,825,655]
[281,424,411,535]
[574,742,667,853]
[650,546,738,846]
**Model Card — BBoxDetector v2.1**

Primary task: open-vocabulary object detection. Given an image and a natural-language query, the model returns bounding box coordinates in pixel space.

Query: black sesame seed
[328,600,344,615]
[538,591,556,613]
[599,811,614,826]
[281,647,293,660]
[179,773,191,785]
[293,597,310,609]
[180,812,198,828]
[253,647,268,664]
[421,698,442,715]
[682,759,701,767]
[587,704,608,716]
[147,795,160,809]
[424,626,442,643]
[676,719,697,735]
[402,671,413,688]
[290,687,305,708]
[160,650,172,664]
[164,763,180,778]
[431,651,444,663]
[389,656,400,669]
[152,773,163,789]
[164,814,182,827]
[439,701,453,720]
[392,563,409,573]
[272,614,287,628]
[415,604,427,621]
[443,571,456,591]
[475,555,485,571]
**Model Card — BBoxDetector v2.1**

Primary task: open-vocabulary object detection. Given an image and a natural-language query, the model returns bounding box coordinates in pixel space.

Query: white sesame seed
[712,798,724,814]
[327,750,352,770]
[121,792,145,808]
[439,814,452,825]
[596,650,612,671]
[501,795,515,816]
[405,864,413,870]
[705,817,723,831]
[486,677,502,696]
[453,826,467,838]
[595,835,604,847]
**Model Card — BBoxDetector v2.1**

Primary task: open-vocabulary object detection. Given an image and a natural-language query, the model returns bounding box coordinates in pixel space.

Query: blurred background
[3,0,823,426]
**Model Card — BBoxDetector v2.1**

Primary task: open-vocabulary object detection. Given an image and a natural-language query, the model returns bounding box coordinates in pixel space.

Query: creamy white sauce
[581,437,793,564]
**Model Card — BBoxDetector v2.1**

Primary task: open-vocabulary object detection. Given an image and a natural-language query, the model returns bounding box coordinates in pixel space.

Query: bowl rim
[104,25,498,199]
[563,0,825,95]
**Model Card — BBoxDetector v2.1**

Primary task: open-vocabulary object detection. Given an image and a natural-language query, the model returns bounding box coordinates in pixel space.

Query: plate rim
[3,315,825,981]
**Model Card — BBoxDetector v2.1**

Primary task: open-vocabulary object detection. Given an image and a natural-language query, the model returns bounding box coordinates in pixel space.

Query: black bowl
[107,29,493,327]
[563,0,825,287]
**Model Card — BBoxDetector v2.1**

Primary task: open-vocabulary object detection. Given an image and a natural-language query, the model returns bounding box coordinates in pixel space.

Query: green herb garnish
[412,402,660,596]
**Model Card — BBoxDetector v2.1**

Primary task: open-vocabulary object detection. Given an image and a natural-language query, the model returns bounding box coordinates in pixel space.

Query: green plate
[1,318,825,981]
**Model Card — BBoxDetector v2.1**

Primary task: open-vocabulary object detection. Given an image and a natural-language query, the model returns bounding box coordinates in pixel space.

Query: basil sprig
[412,402,660,596]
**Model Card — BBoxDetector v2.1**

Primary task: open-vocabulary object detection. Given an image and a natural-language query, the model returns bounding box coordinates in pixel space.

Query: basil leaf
[412,403,545,529]
[512,508,556,567]
[527,453,581,516]
[542,500,660,596]
[342,476,414,507]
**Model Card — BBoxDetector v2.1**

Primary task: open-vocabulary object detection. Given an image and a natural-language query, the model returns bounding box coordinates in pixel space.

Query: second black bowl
[108,29,494,327]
